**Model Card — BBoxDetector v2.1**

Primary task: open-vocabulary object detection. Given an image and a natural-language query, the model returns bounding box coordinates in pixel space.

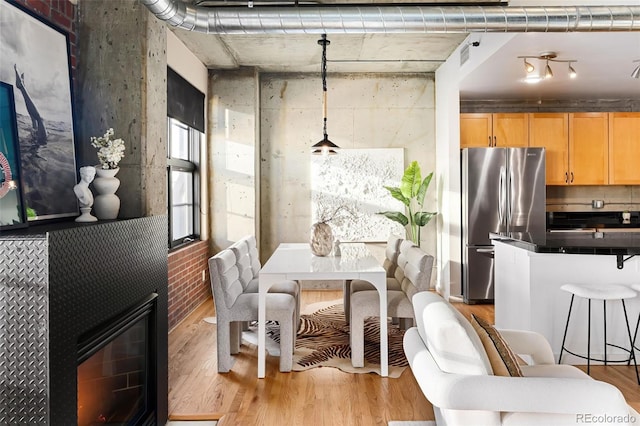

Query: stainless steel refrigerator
[461,147,546,304]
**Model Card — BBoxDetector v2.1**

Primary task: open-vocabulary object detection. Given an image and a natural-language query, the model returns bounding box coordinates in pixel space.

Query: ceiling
[169,1,640,101]
[459,32,640,101]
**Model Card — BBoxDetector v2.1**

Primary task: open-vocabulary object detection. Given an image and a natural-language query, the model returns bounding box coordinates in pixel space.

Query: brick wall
[12,0,78,76]
[168,241,212,330]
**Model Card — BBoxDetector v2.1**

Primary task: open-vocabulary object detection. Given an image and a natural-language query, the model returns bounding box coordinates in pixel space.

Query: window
[167,117,201,248]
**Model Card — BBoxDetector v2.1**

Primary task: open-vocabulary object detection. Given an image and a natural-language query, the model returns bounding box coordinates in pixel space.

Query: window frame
[167,117,201,249]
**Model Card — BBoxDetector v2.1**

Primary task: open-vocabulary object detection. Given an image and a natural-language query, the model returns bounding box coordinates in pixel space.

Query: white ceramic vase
[93,167,120,220]
[310,222,333,256]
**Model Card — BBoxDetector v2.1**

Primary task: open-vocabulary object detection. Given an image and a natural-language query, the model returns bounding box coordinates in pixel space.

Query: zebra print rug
[268,301,409,378]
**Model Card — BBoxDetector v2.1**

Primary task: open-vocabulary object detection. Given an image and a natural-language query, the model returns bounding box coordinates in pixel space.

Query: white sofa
[403,291,639,426]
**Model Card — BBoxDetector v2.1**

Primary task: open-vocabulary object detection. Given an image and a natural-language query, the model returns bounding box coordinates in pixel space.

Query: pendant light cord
[320,34,329,139]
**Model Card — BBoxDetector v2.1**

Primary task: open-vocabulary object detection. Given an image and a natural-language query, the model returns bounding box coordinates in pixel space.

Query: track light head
[544,61,553,79]
[523,58,535,73]
[568,63,577,79]
[632,61,640,79]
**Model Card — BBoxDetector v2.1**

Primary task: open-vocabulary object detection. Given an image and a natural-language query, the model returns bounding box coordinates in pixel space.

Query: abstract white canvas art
[311,148,405,242]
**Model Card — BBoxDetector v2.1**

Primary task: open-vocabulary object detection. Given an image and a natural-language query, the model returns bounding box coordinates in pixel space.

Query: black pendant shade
[311,135,339,155]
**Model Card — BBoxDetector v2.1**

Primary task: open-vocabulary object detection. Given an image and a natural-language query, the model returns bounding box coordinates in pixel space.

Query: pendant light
[311,34,339,155]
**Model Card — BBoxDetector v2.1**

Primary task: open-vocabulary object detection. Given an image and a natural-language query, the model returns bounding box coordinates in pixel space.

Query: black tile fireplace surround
[0,216,168,425]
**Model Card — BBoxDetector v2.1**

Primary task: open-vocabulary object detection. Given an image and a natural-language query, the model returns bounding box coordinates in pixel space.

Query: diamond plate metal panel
[0,237,49,425]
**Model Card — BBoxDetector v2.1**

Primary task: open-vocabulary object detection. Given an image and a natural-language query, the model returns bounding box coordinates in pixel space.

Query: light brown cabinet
[460,113,529,148]
[569,113,609,185]
[528,113,569,185]
[528,112,609,186]
[608,112,640,185]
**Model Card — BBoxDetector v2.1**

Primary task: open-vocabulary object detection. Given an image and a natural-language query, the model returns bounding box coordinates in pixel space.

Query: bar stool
[632,283,640,354]
[558,283,639,385]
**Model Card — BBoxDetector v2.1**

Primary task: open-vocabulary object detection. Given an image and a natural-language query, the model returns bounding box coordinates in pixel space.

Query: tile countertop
[490,231,640,255]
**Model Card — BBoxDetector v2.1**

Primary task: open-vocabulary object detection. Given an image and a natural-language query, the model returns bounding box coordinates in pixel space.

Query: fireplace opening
[77,293,158,426]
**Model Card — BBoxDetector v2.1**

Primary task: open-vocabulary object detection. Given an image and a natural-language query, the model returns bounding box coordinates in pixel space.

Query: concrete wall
[259,73,438,283]
[208,71,438,284]
[77,0,167,218]
[209,68,260,253]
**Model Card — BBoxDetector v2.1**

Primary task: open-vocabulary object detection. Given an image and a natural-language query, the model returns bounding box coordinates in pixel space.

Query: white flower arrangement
[91,128,125,170]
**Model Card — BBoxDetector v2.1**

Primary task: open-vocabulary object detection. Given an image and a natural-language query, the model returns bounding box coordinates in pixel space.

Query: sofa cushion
[520,364,591,379]
[471,314,523,377]
[415,292,492,375]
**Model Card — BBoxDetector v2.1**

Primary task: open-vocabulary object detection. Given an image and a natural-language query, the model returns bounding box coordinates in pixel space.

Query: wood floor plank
[168,290,639,425]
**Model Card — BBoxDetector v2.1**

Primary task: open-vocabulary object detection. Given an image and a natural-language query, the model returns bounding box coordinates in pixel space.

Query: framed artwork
[0,0,78,221]
[311,148,405,242]
[0,81,27,230]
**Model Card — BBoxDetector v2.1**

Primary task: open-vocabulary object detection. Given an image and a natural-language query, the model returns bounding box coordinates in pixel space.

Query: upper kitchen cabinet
[609,112,640,185]
[530,112,608,186]
[460,113,529,148]
[569,113,608,186]
[529,113,569,185]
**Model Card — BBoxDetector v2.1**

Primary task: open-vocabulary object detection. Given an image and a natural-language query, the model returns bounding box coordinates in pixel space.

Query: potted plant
[377,161,436,246]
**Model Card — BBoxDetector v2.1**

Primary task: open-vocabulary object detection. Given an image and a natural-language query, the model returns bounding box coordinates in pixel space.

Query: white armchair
[350,243,434,368]
[403,291,639,426]
[343,234,403,323]
[208,248,296,373]
[230,235,300,327]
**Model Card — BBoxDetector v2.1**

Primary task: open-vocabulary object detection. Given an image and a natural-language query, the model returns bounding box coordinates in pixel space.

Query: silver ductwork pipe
[140,0,640,34]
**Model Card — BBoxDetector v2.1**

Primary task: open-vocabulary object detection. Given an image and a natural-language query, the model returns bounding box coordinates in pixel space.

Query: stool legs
[587,299,591,374]
[603,300,607,366]
[632,312,640,353]
[559,294,575,365]
[559,295,639,385]
[621,300,640,385]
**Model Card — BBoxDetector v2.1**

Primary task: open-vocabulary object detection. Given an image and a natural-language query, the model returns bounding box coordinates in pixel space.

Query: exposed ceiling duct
[140,0,640,34]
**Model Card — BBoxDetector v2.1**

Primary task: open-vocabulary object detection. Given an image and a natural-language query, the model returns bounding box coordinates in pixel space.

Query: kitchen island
[491,231,640,365]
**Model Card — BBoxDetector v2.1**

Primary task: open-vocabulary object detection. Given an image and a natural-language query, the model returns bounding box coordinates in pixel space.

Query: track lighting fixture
[632,60,640,79]
[517,52,577,82]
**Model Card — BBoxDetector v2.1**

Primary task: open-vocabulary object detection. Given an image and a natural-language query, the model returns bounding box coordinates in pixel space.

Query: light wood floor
[168,290,640,425]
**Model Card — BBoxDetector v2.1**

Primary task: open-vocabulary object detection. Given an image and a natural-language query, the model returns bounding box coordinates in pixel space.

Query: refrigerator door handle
[508,169,514,226]
[498,167,505,228]
[476,247,495,254]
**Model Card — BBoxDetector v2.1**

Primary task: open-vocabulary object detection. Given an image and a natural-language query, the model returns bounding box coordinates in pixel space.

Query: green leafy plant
[377,161,436,246]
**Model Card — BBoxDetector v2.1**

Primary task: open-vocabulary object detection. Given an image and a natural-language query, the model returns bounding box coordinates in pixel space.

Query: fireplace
[77,294,157,426]
[0,217,168,425]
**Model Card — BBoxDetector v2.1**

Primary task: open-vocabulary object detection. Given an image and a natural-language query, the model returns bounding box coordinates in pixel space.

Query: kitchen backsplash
[547,185,640,212]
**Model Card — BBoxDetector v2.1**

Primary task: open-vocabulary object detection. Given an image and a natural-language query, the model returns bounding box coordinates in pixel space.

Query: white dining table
[257,242,388,378]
